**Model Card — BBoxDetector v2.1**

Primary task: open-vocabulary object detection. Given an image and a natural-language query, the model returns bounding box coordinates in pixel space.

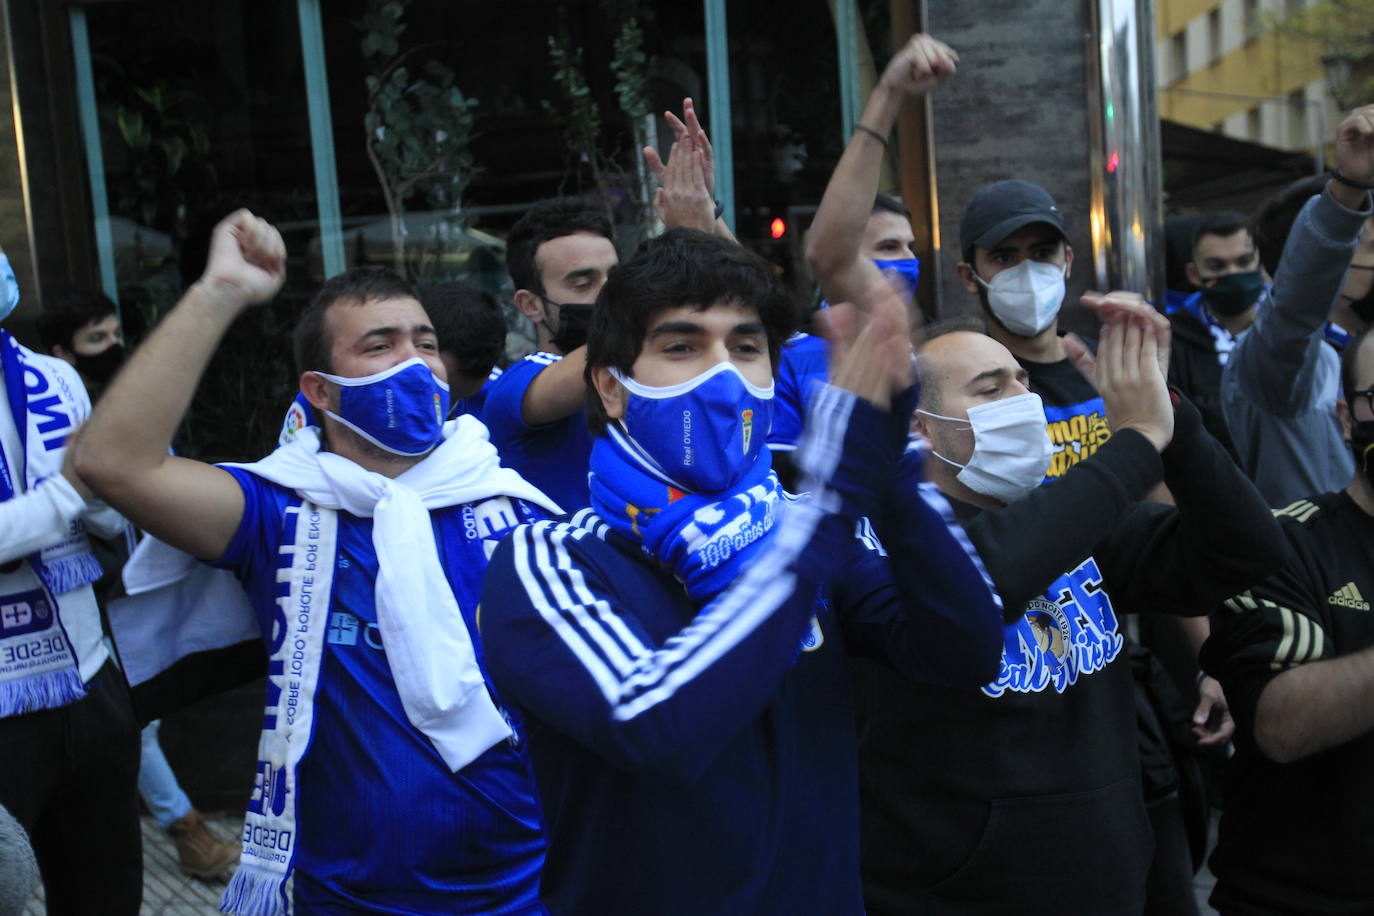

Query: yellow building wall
[1156,0,1222,40]
[1158,29,1322,128]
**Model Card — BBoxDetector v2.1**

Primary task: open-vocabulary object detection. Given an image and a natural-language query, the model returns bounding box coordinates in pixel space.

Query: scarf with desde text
[0,331,102,715]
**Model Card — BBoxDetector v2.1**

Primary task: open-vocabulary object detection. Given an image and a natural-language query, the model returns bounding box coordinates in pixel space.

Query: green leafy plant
[543,6,654,239]
[1271,0,1374,106]
[356,0,481,277]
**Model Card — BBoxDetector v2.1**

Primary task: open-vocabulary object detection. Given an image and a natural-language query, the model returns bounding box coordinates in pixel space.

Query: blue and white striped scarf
[589,423,781,605]
[0,330,103,714]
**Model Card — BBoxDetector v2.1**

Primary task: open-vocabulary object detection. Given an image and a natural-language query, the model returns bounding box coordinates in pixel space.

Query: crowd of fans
[1,31,1371,916]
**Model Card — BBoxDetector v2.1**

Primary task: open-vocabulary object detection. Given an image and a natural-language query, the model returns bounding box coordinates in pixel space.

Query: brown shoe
[168,808,239,879]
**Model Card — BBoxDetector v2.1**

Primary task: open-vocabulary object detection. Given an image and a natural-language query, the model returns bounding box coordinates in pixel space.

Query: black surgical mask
[74,343,125,389]
[1199,270,1264,317]
[1351,419,1374,490]
[547,301,593,353]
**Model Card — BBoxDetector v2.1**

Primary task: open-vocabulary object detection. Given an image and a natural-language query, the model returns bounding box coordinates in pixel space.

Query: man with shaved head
[851,303,1285,914]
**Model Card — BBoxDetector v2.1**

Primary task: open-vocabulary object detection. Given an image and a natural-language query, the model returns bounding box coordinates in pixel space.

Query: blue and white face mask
[873,256,921,299]
[818,257,920,311]
[610,361,774,494]
[315,357,450,457]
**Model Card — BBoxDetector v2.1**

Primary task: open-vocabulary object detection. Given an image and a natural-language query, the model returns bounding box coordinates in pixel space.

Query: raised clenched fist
[879,34,959,98]
[199,209,287,309]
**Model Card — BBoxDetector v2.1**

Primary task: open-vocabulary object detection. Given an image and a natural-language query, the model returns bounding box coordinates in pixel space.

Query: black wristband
[854,123,889,147]
[1331,168,1374,192]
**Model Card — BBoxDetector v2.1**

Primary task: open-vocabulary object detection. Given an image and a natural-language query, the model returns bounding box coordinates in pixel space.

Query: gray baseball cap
[959,180,1067,257]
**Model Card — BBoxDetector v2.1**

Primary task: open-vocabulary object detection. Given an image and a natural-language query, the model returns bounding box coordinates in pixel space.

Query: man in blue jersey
[279,280,506,444]
[770,193,921,461]
[482,197,617,512]
[76,211,558,915]
[770,33,940,469]
[485,102,731,511]
[478,227,1005,915]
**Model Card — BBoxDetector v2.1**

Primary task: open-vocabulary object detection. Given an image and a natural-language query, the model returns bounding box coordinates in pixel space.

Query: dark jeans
[0,658,142,915]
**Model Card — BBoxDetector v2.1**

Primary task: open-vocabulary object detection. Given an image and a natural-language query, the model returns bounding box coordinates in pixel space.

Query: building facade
[1156,0,1338,156]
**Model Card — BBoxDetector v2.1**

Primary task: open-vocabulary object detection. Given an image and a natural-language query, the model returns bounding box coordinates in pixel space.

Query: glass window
[724,0,883,304]
[321,0,707,354]
[81,1,321,460]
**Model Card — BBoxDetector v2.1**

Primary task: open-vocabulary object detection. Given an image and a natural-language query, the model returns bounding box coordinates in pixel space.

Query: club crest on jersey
[983,557,1123,698]
[741,408,755,454]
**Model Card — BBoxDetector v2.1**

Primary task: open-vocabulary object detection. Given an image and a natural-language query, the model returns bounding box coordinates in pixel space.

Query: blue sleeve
[768,345,805,450]
[479,385,895,784]
[209,468,284,580]
[836,450,1005,687]
[768,335,830,451]
[481,356,552,442]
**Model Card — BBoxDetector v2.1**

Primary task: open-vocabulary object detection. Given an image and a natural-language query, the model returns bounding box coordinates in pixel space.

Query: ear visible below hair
[955,262,981,295]
[513,289,545,323]
[1185,262,1200,288]
[590,365,627,421]
[299,371,331,412]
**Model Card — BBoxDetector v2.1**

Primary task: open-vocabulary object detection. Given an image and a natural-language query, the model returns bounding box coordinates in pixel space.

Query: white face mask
[917,392,1053,505]
[976,260,1066,337]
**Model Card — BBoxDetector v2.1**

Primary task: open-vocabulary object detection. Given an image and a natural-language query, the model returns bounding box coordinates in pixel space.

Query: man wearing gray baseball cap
[954,179,1119,483]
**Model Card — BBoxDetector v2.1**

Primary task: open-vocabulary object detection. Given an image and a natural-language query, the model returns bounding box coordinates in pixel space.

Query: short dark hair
[1164,214,1202,291]
[506,197,614,297]
[1343,325,1374,406]
[872,193,911,220]
[923,314,989,342]
[37,289,118,353]
[1254,175,1329,277]
[583,228,797,435]
[422,282,506,381]
[293,266,417,375]
[1190,211,1252,257]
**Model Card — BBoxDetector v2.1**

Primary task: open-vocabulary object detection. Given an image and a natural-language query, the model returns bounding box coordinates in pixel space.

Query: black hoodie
[855,397,1287,915]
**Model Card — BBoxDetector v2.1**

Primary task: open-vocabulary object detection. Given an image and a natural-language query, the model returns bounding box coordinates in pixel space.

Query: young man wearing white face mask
[955,179,1118,481]
[850,302,1286,914]
[478,228,1005,915]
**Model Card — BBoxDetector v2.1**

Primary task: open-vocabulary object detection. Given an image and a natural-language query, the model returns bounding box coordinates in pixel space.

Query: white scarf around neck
[229,415,561,771]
